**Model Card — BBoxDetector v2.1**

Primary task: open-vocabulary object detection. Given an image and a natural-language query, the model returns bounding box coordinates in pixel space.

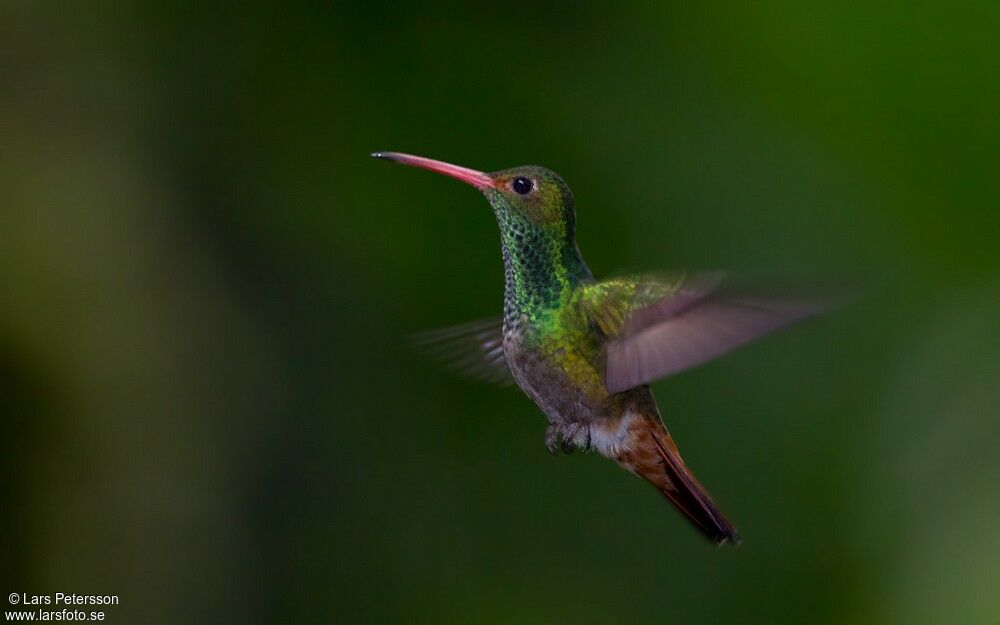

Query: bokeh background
[3,3,999,624]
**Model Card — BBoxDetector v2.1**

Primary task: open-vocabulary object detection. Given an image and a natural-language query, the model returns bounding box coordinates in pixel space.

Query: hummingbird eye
[512,177,533,195]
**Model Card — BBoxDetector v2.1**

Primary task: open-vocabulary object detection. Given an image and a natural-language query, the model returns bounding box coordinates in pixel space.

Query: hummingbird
[373,152,826,545]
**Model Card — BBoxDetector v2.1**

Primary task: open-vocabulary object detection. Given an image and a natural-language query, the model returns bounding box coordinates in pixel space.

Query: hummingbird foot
[545,423,592,455]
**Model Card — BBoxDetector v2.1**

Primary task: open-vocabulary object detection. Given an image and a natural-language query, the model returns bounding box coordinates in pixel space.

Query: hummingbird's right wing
[413,317,514,386]
[580,273,829,394]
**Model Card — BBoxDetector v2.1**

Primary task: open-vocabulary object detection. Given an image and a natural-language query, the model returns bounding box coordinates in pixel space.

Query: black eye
[512,177,533,195]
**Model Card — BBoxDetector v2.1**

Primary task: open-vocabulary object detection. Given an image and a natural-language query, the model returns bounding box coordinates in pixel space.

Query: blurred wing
[582,273,828,394]
[412,317,513,386]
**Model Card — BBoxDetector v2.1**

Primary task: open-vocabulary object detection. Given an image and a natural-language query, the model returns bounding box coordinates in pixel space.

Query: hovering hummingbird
[373,152,827,545]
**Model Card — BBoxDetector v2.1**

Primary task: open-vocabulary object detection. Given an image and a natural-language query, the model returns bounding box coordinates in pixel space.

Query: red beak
[371,152,494,190]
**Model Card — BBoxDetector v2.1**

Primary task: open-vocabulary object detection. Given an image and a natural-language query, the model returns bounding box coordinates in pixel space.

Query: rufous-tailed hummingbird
[373,152,826,545]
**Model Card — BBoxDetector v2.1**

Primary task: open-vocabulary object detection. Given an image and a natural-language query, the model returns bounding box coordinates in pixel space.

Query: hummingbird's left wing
[413,317,513,385]
[579,272,828,394]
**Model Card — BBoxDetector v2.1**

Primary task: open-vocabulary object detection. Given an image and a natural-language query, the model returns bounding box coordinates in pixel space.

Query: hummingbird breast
[502,312,615,427]
[498,232,607,427]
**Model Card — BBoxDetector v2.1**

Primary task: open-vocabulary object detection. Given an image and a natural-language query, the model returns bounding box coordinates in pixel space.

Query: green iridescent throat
[488,191,594,326]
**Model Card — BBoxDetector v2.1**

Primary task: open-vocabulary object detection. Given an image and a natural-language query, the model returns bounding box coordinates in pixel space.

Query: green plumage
[375,151,824,544]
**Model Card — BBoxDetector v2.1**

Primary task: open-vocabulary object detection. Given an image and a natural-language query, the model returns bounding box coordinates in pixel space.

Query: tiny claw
[561,423,584,454]
[545,425,562,455]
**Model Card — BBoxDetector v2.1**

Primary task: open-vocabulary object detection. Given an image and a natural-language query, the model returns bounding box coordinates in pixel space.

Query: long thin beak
[371,152,494,190]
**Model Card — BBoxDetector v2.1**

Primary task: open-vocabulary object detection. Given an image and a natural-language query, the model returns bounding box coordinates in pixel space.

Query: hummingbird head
[371,152,576,241]
[484,165,576,237]
[373,151,591,313]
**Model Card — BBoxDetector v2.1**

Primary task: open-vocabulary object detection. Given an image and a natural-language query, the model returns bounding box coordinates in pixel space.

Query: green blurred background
[3,3,999,624]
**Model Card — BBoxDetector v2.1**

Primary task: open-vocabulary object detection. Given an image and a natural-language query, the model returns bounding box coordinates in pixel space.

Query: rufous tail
[608,412,741,545]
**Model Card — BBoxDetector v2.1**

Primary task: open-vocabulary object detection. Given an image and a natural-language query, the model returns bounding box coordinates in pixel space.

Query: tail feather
[645,422,741,545]
[601,411,741,545]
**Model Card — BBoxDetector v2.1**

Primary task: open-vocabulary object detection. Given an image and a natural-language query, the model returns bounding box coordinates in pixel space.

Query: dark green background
[3,3,998,624]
